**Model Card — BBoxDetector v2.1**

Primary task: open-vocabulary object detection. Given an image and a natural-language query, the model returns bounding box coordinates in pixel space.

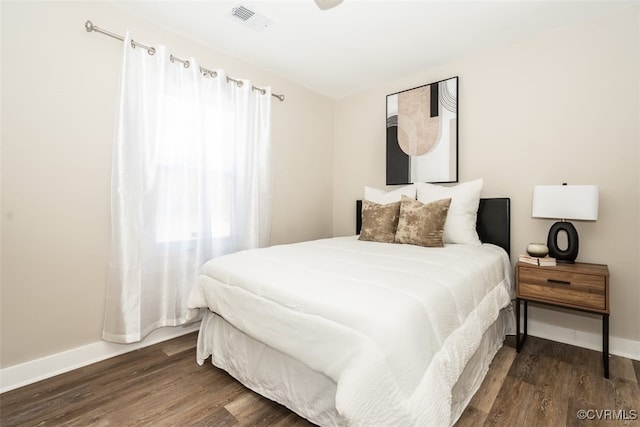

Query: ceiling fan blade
[314,0,344,10]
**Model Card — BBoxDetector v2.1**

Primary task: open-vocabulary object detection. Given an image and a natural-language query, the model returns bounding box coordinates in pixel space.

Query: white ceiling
[113,0,637,99]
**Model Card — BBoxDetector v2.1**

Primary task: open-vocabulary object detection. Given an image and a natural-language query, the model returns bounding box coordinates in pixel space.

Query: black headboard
[356,197,511,256]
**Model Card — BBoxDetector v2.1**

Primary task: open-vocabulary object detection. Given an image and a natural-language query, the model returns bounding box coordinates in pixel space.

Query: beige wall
[334,6,640,344]
[0,1,334,368]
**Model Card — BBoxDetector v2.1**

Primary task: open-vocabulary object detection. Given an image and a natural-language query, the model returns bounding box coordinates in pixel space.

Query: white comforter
[187,236,513,427]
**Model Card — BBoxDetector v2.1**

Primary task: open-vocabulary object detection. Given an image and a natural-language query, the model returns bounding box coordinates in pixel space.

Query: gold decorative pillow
[358,200,401,243]
[395,195,451,247]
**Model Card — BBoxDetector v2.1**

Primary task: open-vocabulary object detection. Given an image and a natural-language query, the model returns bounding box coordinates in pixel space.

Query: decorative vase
[526,243,549,257]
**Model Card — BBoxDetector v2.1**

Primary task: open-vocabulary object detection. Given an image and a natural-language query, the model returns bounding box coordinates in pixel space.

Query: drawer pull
[547,278,571,285]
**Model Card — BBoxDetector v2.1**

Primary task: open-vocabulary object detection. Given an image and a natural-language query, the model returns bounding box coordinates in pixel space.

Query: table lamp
[531,184,599,263]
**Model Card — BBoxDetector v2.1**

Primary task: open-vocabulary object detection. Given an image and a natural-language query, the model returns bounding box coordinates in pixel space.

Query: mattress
[187,236,513,426]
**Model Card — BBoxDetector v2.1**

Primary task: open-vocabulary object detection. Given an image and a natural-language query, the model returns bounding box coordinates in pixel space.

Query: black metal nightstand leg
[603,314,609,379]
[515,298,528,352]
[524,300,528,337]
[515,298,520,351]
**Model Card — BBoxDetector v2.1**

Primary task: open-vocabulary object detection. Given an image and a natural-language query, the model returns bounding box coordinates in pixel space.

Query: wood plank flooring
[1,333,638,426]
[458,337,640,427]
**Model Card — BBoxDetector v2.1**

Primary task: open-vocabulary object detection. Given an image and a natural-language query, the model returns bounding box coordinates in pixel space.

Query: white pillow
[416,179,483,245]
[364,184,416,204]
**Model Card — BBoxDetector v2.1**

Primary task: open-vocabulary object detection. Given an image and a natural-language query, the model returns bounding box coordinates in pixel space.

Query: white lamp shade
[532,185,599,221]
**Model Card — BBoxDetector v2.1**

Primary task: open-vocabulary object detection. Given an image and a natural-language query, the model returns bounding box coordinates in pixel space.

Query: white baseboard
[0,323,201,394]
[526,319,640,361]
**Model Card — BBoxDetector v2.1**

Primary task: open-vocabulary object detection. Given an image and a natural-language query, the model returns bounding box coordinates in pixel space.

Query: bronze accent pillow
[358,200,401,243]
[395,195,451,247]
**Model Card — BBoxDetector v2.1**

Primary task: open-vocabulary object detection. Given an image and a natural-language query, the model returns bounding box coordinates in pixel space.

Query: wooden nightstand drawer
[518,266,606,311]
[515,262,609,313]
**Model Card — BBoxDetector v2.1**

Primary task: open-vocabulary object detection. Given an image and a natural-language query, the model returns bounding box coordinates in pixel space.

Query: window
[152,98,234,244]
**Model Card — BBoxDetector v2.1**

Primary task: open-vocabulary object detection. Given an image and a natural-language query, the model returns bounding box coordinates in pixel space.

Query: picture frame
[386,76,458,184]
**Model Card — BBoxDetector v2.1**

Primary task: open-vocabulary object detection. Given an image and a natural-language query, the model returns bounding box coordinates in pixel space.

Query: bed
[187,197,513,427]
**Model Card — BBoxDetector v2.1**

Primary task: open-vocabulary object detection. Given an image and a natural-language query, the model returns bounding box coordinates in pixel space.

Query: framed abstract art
[386,76,458,184]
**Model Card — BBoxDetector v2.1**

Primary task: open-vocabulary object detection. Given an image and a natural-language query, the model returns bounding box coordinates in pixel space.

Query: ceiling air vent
[227,4,274,32]
[231,5,254,21]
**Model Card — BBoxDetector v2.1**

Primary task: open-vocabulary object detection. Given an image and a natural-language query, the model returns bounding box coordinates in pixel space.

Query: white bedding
[187,236,513,426]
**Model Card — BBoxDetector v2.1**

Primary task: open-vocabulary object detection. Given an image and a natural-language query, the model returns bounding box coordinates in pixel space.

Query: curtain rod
[84,20,285,102]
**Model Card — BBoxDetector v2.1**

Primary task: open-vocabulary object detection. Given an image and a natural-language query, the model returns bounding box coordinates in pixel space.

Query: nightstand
[515,261,610,378]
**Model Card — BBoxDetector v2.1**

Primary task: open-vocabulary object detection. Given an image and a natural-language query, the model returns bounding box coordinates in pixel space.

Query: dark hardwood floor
[457,337,640,427]
[1,332,638,426]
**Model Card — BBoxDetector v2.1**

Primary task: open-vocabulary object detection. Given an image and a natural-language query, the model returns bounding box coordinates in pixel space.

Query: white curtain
[103,33,272,343]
